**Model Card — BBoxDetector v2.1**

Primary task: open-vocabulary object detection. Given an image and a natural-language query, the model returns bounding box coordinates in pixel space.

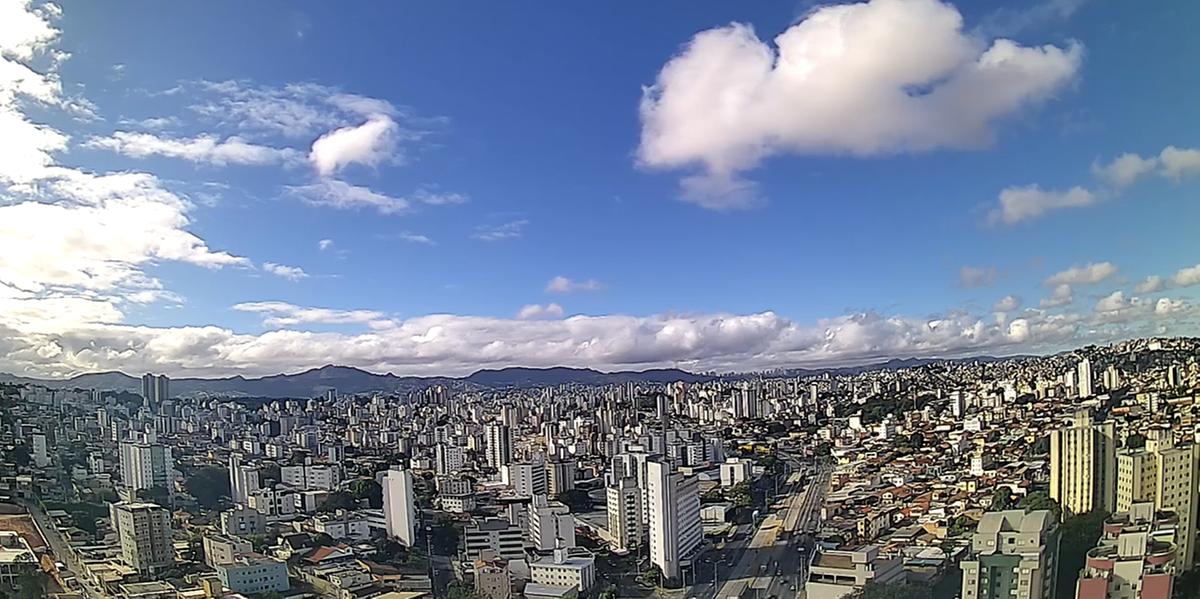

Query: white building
[383,466,416,546]
[119,441,173,492]
[464,519,526,563]
[281,464,341,491]
[215,554,289,595]
[486,423,514,471]
[505,459,548,498]
[436,443,466,475]
[806,545,905,599]
[719,458,752,488]
[1050,411,1117,516]
[112,502,173,574]
[228,455,261,505]
[605,476,642,552]
[529,548,595,593]
[221,505,267,537]
[529,495,576,552]
[31,433,48,469]
[646,457,701,581]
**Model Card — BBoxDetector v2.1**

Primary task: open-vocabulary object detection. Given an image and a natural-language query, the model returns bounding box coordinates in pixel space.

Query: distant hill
[0,364,709,398]
[0,353,1035,399]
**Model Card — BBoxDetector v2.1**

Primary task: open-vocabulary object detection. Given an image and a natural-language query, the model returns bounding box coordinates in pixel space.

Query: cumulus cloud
[472,220,528,242]
[546,276,602,294]
[309,115,398,177]
[992,295,1022,312]
[1040,284,1073,308]
[1092,152,1158,189]
[990,185,1096,224]
[84,131,301,167]
[318,239,334,251]
[1134,276,1164,294]
[232,301,391,328]
[2,306,1107,378]
[286,180,411,214]
[516,303,564,320]
[1045,262,1117,286]
[1159,146,1200,182]
[1171,263,1200,288]
[262,262,308,281]
[959,266,997,288]
[0,0,249,356]
[638,0,1081,208]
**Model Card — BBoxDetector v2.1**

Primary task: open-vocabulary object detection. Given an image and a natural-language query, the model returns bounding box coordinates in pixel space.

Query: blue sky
[1,0,1198,377]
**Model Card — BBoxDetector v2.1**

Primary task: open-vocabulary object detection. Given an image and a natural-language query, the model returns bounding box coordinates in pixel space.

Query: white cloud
[1155,297,1187,316]
[992,295,1022,312]
[472,220,528,242]
[1092,152,1157,189]
[3,305,1108,378]
[1159,146,1200,182]
[516,303,564,320]
[1094,290,1129,313]
[309,115,398,177]
[1040,284,1073,307]
[189,80,404,139]
[1170,263,1200,288]
[411,188,467,206]
[990,185,1096,224]
[262,262,308,281]
[1133,276,1164,294]
[546,276,602,294]
[1045,262,1117,286]
[959,266,997,288]
[85,131,301,166]
[233,301,390,328]
[398,232,434,245]
[286,180,411,214]
[318,239,334,251]
[638,0,1081,208]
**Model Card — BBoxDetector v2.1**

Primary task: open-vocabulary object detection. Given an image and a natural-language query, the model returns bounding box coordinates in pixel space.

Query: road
[20,499,104,599]
[691,459,831,599]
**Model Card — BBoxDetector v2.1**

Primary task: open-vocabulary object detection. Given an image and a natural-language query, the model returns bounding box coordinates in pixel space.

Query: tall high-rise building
[383,466,416,546]
[646,457,701,582]
[1074,502,1177,599]
[486,423,513,471]
[1050,411,1117,516]
[547,458,576,497]
[528,494,576,551]
[228,454,261,505]
[606,476,643,552]
[112,502,173,574]
[140,374,170,405]
[1078,359,1095,398]
[435,443,466,476]
[505,459,548,498]
[119,440,174,492]
[1117,430,1199,570]
[31,432,48,468]
[961,510,1060,599]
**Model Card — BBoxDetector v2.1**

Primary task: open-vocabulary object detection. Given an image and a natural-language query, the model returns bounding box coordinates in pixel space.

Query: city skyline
[3,0,1200,378]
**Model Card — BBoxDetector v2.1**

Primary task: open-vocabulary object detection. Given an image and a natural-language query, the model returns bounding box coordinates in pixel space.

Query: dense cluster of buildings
[0,337,1196,599]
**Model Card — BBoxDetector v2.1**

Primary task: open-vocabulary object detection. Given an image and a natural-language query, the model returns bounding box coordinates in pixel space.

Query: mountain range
[0,353,1035,399]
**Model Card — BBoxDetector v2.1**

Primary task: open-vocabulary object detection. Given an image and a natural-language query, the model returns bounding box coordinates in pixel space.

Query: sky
[1,0,1198,378]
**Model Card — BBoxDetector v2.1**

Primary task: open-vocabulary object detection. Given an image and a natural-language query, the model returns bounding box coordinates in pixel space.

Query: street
[19,499,103,599]
[689,459,831,599]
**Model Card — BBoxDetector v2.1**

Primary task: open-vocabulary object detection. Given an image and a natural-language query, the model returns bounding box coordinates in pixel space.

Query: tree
[1055,510,1107,599]
[1017,491,1062,522]
[350,478,383,509]
[949,515,976,536]
[14,570,46,599]
[556,489,592,513]
[990,488,1014,510]
[428,516,461,555]
[727,481,753,508]
[184,466,231,509]
[445,583,481,599]
[318,491,358,513]
[849,582,929,599]
[1125,433,1146,450]
[314,532,336,547]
